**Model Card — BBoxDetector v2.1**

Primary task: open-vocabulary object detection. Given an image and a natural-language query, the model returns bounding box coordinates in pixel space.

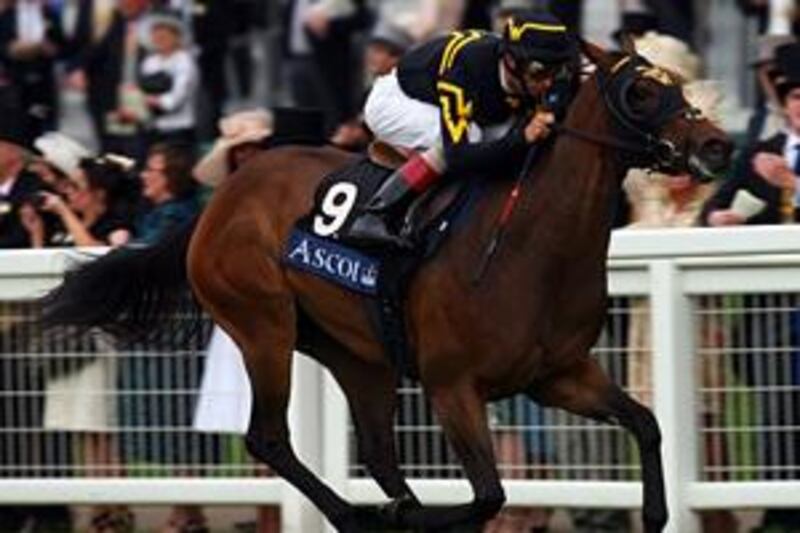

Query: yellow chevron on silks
[444,30,483,72]
[506,19,567,42]
[439,31,465,75]
[439,30,483,75]
[438,81,473,144]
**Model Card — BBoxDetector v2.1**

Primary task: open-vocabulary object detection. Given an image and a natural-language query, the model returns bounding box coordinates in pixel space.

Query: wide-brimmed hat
[750,34,796,67]
[635,31,700,82]
[774,42,800,100]
[33,132,92,178]
[194,107,326,187]
[369,20,414,56]
[194,108,274,187]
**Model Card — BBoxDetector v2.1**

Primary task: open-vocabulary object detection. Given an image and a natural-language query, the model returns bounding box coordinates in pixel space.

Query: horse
[40,41,731,532]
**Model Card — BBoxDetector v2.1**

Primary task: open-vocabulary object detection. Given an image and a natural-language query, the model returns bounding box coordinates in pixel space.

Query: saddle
[283,142,481,376]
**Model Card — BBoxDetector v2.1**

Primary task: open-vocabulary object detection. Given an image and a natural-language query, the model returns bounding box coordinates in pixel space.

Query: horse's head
[578,40,732,181]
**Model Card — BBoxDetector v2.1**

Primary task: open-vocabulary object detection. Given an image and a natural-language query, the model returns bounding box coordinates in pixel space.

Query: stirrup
[345,214,412,249]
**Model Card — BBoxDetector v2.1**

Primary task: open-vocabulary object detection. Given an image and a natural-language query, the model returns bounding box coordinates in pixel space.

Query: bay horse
[41,41,731,532]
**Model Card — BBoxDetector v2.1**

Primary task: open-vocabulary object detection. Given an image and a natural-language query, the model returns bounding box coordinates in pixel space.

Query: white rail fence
[1,226,800,533]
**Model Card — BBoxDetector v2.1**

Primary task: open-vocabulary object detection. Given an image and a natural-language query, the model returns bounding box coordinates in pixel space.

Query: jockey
[345,9,579,246]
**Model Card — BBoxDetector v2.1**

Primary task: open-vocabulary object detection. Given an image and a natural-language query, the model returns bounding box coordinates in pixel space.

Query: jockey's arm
[437,80,529,175]
[444,124,529,175]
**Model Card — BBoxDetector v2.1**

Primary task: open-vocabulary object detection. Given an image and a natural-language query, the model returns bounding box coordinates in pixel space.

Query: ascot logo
[285,230,380,295]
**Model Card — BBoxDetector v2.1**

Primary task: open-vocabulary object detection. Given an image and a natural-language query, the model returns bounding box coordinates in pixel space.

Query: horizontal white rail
[4,226,800,533]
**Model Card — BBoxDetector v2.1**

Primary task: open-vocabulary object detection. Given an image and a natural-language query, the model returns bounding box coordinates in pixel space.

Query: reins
[471,56,700,285]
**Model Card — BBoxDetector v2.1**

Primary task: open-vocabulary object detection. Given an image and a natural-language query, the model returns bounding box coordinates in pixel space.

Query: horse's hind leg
[194,277,366,530]
[313,338,420,521]
[530,356,667,533]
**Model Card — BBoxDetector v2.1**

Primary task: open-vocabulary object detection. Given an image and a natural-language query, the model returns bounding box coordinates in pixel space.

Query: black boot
[344,169,418,247]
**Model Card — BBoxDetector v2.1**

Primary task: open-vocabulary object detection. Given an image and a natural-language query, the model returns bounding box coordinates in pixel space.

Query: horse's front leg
[311,335,421,525]
[530,356,667,533]
[399,381,505,531]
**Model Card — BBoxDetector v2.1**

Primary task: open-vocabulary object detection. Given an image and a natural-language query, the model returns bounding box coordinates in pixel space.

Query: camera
[22,191,49,210]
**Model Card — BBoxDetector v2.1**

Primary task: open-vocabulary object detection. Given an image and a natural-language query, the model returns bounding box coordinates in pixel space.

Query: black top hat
[612,11,659,43]
[774,43,800,100]
[263,108,326,148]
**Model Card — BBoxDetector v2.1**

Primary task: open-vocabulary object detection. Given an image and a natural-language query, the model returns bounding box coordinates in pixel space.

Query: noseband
[554,55,702,172]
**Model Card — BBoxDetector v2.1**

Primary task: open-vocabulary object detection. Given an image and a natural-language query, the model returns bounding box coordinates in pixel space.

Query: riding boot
[345,151,444,247]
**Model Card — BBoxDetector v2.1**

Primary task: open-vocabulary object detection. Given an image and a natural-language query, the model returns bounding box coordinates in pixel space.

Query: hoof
[378,494,422,528]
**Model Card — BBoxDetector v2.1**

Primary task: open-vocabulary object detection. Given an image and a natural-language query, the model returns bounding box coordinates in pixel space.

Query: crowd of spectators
[1,0,800,532]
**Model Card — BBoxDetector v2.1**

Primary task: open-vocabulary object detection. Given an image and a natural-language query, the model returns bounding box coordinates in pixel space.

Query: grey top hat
[369,20,414,55]
[751,34,796,67]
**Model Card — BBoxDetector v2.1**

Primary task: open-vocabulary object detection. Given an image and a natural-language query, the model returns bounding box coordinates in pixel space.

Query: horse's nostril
[699,139,732,173]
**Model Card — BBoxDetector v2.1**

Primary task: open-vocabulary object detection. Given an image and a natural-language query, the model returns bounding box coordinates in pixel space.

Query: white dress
[192,326,252,434]
[43,333,117,431]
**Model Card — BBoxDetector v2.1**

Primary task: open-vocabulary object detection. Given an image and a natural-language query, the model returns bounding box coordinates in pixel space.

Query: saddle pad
[284,228,381,295]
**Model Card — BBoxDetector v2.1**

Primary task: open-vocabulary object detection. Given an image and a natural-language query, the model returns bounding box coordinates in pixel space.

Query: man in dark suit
[283,0,370,133]
[0,125,42,249]
[702,43,800,226]
[71,0,151,156]
[0,0,64,144]
[701,42,800,532]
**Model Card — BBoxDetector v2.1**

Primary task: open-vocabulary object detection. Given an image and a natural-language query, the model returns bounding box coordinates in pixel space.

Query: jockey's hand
[523,111,555,143]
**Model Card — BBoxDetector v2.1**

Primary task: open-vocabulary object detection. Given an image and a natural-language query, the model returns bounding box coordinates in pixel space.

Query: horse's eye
[624,81,658,117]
[626,83,651,107]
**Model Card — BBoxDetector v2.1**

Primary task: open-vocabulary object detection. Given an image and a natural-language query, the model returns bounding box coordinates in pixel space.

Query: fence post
[284,353,325,533]
[649,260,701,533]
[322,369,350,533]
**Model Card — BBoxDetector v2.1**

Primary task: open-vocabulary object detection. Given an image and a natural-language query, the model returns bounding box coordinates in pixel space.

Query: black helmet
[502,10,577,71]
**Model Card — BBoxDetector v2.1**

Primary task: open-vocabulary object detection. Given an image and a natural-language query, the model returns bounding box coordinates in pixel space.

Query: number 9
[313,182,359,237]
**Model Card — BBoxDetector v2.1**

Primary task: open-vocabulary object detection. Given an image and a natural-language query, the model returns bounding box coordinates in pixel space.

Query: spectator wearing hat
[330,19,413,151]
[27,154,138,533]
[703,42,800,227]
[194,106,326,185]
[701,44,800,533]
[138,9,199,148]
[745,35,797,145]
[193,108,274,187]
[16,132,94,247]
[0,0,65,144]
[31,131,92,194]
[29,155,136,247]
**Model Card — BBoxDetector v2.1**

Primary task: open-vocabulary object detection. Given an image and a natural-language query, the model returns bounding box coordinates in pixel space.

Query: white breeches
[364,70,515,153]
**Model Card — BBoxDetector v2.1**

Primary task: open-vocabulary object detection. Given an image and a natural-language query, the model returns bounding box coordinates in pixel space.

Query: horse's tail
[40,215,203,343]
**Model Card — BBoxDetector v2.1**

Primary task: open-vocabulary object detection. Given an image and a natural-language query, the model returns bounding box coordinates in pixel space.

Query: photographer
[23,155,137,248]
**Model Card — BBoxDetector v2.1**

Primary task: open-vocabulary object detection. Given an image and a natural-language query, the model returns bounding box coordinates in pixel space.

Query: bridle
[553,54,703,172]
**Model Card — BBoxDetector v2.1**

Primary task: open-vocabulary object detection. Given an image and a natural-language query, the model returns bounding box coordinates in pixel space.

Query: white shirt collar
[785,129,800,149]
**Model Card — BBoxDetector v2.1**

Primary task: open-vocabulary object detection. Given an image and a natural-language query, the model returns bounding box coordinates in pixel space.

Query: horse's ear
[580,38,617,73]
[618,33,637,55]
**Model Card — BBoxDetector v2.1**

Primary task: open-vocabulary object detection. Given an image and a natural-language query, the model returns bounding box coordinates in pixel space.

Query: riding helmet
[501,10,578,69]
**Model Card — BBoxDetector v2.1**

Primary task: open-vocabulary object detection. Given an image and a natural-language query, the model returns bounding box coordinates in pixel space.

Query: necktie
[794,144,800,176]
[793,145,800,216]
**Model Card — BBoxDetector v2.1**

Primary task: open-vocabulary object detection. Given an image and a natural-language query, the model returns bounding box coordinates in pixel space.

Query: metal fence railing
[2,227,800,532]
